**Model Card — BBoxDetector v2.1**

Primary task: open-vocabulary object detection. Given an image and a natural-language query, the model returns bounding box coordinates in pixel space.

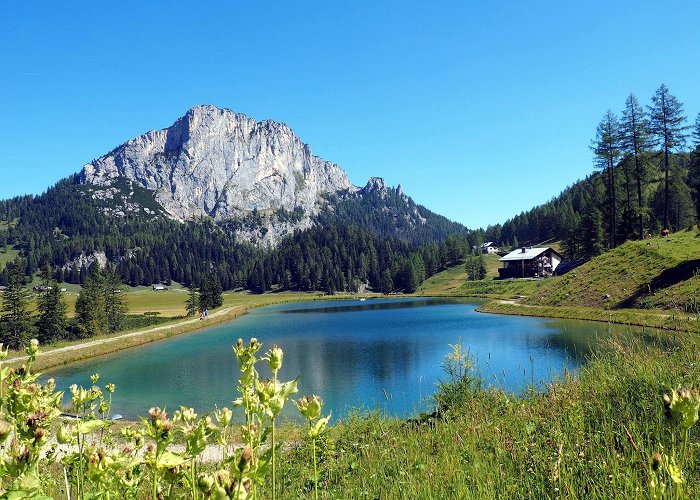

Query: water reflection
[277,297,475,315]
[45,298,611,420]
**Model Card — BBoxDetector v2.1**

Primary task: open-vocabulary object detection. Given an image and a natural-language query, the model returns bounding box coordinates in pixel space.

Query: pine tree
[593,110,622,248]
[0,262,33,349]
[648,84,689,231]
[35,265,68,344]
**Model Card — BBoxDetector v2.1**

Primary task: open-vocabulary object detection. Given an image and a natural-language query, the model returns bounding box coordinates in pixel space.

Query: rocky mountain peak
[361,177,387,194]
[80,105,358,232]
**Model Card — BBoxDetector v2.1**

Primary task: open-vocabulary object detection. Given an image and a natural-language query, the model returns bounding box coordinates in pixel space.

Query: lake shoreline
[9,288,693,373]
[475,299,698,333]
[9,292,380,372]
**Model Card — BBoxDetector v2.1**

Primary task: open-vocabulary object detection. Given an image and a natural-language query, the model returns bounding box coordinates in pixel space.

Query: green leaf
[1,490,53,500]
[156,450,187,468]
[309,414,331,438]
[75,418,110,434]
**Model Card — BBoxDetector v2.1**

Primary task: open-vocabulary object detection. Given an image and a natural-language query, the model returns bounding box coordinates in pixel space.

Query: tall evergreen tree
[379,268,394,293]
[75,265,107,338]
[0,261,33,349]
[35,265,68,344]
[689,113,700,221]
[580,206,605,259]
[198,275,223,311]
[648,84,689,231]
[103,267,127,332]
[209,277,223,308]
[185,284,199,317]
[621,93,650,240]
[593,110,622,248]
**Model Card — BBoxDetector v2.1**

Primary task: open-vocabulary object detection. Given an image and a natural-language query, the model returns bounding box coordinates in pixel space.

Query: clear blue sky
[2,1,699,229]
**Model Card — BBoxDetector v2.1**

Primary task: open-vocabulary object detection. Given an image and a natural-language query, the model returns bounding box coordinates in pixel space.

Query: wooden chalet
[498,247,563,279]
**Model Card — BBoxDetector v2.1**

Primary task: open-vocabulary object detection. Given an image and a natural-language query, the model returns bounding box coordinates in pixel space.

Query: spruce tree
[103,267,127,332]
[0,262,33,349]
[75,265,107,338]
[648,84,689,231]
[35,265,68,344]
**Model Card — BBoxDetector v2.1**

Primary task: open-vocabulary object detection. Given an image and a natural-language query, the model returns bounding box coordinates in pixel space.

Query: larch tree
[593,110,622,248]
[621,93,650,240]
[689,113,700,220]
[648,84,689,231]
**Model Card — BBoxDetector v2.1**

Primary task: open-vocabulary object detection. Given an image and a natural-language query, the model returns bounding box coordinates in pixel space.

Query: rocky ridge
[79,105,429,245]
[80,106,360,240]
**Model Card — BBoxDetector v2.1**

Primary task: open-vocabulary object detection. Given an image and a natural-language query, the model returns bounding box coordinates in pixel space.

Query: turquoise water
[45,298,608,420]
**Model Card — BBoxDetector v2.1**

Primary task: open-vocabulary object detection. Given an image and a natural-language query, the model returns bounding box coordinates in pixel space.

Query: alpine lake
[45,297,616,421]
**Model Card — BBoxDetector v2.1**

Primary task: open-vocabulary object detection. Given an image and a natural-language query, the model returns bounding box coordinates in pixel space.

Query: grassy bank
[415,231,700,333]
[478,300,700,333]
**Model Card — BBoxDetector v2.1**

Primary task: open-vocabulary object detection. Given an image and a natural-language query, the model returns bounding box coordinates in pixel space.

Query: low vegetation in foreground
[1,325,700,499]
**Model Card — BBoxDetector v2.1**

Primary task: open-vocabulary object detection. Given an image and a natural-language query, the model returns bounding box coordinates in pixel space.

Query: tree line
[0,260,128,348]
[474,84,699,260]
[0,175,471,295]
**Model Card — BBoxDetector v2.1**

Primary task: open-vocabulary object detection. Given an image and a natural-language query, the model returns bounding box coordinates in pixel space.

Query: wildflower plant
[231,338,298,499]
[0,339,62,498]
[295,395,331,500]
[649,387,700,499]
[0,338,324,499]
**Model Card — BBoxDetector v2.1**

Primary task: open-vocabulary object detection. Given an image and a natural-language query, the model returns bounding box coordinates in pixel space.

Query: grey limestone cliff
[80,105,358,240]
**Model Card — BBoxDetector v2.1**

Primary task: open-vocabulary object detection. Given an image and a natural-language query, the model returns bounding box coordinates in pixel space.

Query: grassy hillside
[524,230,700,311]
[420,231,700,315]
[417,253,541,298]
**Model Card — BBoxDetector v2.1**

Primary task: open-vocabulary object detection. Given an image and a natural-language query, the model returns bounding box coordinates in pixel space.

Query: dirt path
[9,305,245,367]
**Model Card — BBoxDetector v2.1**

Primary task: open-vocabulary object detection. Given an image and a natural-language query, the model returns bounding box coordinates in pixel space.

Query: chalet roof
[499,247,559,261]
[481,241,496,248]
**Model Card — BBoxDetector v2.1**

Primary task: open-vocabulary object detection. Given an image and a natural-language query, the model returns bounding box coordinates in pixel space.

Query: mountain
[80,105,347,244]
[74,104,465,246]
[0,105,469,292]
